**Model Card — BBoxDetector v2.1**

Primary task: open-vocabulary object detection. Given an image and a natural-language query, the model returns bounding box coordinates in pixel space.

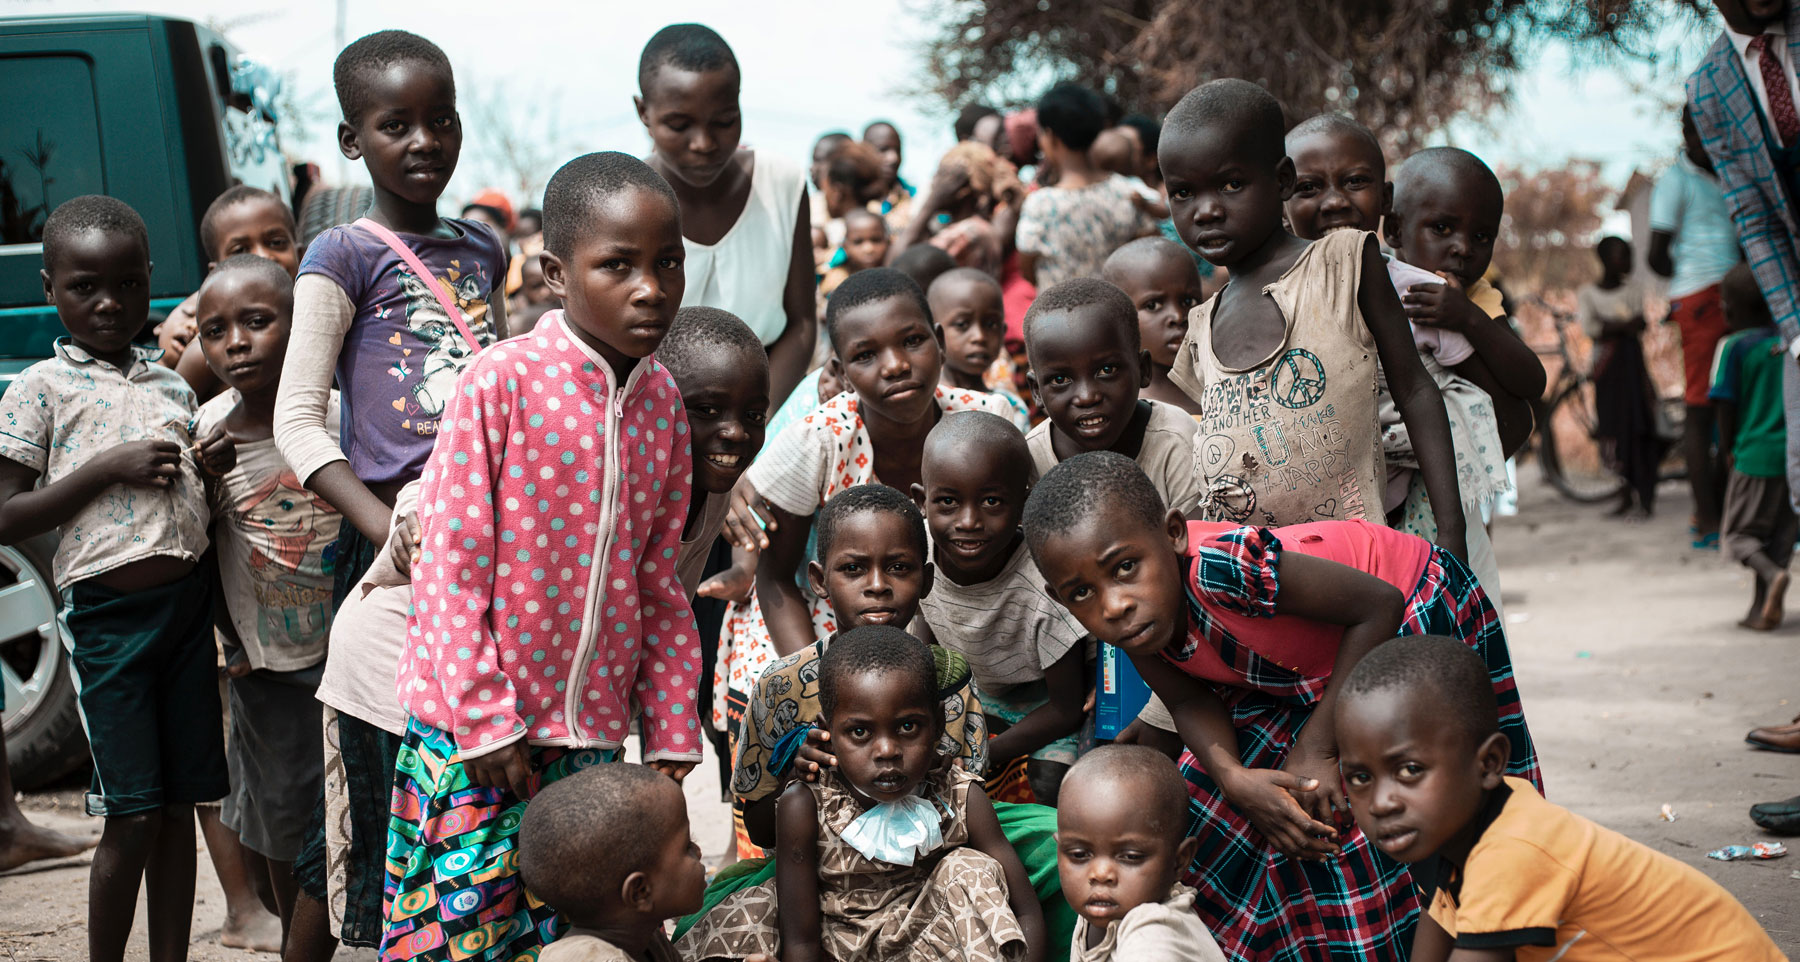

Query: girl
[679,625,1046,962]
[1580,236,1664,520]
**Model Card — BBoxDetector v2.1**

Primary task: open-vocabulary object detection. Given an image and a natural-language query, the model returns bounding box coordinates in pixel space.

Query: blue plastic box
[1093,642,1153,740]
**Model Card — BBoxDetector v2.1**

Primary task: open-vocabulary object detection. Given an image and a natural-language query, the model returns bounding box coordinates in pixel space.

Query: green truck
[0,13,287,787]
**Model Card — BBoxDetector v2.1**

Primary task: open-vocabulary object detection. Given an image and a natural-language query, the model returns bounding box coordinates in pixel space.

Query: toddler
[1337,636,1783,960]
[380,151,701,961]
[193,256,341,938]
[929,268,1031,428]
[914,413,1087,803]
[1056,746,1222,962]
[681,625,1046,962]
[0,196,233,962]
[820,208,891,303]
[1101,237,1205,416]
[1016,82,1157,288]
[1158,80,1466,557]
[1024,452,1539,961]
[1711,264,1793,629]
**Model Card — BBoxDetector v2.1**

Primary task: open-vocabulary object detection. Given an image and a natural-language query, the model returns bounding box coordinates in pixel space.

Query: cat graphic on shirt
[394,266,491,418]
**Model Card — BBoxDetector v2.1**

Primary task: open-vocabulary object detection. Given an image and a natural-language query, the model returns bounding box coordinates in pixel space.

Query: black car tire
[0,534,89,789]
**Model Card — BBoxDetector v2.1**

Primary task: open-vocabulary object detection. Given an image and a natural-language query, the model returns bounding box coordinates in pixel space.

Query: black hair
[1022,277,1141,363]
[518,762,678,918]
[1163,78,1287,169]
[825,141,884,197]
[659,306,767,387]
[864,120,900,141]
[199,185,295,260]
[1120,113,1161,158]
[1339,635,1498,747]
[1594,235,1631,259]
[814,131,853,159]
[927,266,1003,307]
[1023,451,1167,565]
[1064,745,1190,843]
[637,23,738,93]
[923,411,1033,485]
[955,104,1001,142]
[461,202,508,225]
[889,244,957,294]
[1037,81,1108,152]
[816,483,927,564]
[333,30,454,126]
[517,207,543,226]
[1287,113,1385,169]
[822,266,933,353]
[42,195,148,272]
[818,624,937,722]
[540,152,679,260]
[1102,236,1201,285]
[1392,146,1501,213]
[205,253,295,303]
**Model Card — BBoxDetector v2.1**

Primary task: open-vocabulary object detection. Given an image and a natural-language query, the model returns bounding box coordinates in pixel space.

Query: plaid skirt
[379,720,617,962]
[1177,546,1540,962]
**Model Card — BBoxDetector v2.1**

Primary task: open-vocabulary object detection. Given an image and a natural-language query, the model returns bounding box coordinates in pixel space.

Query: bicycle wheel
[1538,379,1628,503]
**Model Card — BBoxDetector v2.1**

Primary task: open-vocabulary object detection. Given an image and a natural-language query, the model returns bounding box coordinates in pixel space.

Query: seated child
[519,763,709,962]
[680,625,1047,962]
[1336,636,1785,961]
[1023,278,1202,518]
[1056,746,1223,962]
[929,268,1031,428]
[1710,264,1794,630]
[0,196,235,962]
[821,208,891,300]
[193,256,342,936]
[1023,452,1540,962]
[1159,80,1466,557]
[1101,237,1205,416]
[380,152,701,961]
[914,413,1088,803]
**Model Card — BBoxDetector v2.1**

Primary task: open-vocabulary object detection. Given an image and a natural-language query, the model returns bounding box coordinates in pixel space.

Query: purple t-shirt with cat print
[297,218,506,486]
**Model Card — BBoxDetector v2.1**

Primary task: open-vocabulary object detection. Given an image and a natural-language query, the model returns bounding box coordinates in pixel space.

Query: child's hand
[1280,745,1348,830]
[648,759,696,783]
[1221,767,1340,861]
[1400,274,1480,334]
[391,508,423,577]
[196,424,236,477]
[101,439,184,489]
[722,476,775,551]
[697,554,757,603]
[789,727,836,783]
[464,741,534,799]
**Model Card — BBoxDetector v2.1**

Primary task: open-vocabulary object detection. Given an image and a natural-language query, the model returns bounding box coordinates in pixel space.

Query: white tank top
[678,150,808,345]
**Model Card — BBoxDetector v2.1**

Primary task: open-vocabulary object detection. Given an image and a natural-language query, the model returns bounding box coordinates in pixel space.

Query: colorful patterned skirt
[379,720,617,962]
[1177,546,1541,962]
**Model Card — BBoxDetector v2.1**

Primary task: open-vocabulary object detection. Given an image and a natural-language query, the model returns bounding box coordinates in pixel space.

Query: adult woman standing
[636,24,815,403]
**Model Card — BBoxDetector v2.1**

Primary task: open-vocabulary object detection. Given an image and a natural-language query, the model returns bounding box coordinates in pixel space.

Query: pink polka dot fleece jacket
[397,311,701,762]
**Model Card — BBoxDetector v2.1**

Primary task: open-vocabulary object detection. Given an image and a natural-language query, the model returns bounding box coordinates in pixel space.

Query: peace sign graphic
[1269,348,1326,409]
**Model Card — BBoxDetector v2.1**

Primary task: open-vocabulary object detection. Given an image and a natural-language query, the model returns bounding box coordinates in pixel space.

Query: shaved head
[1393,147,1501,214]
[1164,78,1287,169]
[1062,744,1190,843]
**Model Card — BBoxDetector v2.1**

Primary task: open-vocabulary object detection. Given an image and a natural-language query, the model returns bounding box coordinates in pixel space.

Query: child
[820,208,891,300]
[518,764,709,962]
[380,151,701,961]
[1055,746,1223,962]
[929,268,1031,428]
[1158,80,1467,559]
[1336,636,1785,960]
[511,251,556,331]
[893,242,959,293]
[1023,278,1203,518]
[0,196,234,962]
[192,255,341,938]
[1101,237,1205,416]
[913,413,1087,803]
[714,268,1015,745]
[1023,452,1540,961]
[1711,264,1794,630]
[1016,82,1158,289]
[680,625,1047,962]
[1577,236,1662,519]
[865,119,916,230]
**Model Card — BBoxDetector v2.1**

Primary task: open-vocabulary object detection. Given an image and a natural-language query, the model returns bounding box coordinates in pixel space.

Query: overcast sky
[7,0,1726,213]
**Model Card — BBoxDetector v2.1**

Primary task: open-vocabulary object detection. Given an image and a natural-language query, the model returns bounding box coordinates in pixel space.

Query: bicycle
[1522,295,1686,503]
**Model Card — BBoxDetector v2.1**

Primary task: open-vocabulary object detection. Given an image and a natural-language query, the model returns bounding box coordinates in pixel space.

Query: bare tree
[462,80,571,205]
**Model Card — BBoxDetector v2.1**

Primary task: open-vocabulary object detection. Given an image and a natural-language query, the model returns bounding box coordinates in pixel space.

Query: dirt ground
[1,471,1795,958]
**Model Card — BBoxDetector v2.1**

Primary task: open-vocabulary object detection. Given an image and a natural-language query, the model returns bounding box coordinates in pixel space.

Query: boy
[819,208,891,303]
[381,151,699,961]
[1101,237,1205,416]
[928,268,1030,428]
[1056,746,1222,962]
[1016,82,1158,288]
[1023,277,1203,518]
[1336,635,1784,960]
[519,763,709,962]
[913,412,1087,803]
[1711,264,1793,630]
[193,255,341,939]
[0,195,234,962]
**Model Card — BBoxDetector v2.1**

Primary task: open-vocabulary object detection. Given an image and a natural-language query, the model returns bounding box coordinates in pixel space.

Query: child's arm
[0,444,182,545]
[632,400,703,782]
[963,784,1047,962]
[983,643,1086,768]
[775,782,826,962]
[1401,276,1548,403]
[1715,398,1739,469]
[1357,237,1467,559]
[1410,913,1455,962]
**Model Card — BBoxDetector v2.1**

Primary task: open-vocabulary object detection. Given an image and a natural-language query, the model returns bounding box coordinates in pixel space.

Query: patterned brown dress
[677,767,1027,961]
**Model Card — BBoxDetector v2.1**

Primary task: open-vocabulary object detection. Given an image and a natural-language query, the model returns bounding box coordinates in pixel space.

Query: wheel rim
[1544,382,1627,502]
[0,545,66,736]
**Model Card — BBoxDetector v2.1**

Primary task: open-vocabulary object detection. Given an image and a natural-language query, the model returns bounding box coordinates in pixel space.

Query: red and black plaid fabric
[1170,528,1541,961]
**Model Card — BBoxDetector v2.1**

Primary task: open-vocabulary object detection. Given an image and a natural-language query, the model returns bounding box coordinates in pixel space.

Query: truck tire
[298,185,375,248]
[0,534,89,789]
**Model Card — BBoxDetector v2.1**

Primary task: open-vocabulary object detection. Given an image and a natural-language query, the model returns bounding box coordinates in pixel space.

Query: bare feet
[219,904,284,953]
[1761,570,1790,629]
[0,817,97,873]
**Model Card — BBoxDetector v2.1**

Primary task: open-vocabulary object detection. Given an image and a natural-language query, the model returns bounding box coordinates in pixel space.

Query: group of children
[2,20,1785,962]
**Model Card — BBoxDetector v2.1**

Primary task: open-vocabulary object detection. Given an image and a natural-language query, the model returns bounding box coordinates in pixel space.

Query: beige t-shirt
[1170,228,1386,528]
[1575,278,1646,340]
[314,481,420,735]
[540,932,682,962]
[1027,399,1203,517]
[676,490,732,599]
[1071,884,1226,962]
[920,542,1087,694]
